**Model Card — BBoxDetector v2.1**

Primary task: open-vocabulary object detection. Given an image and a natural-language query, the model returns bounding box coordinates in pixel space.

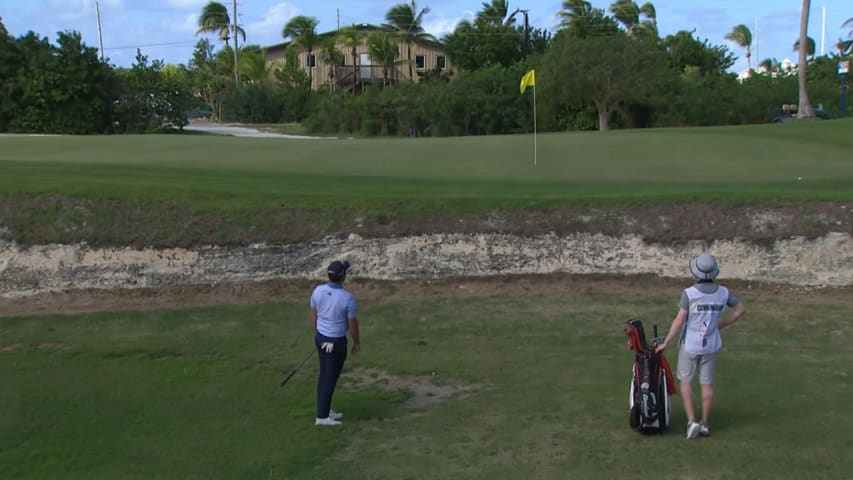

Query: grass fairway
[2,281,851,479]
[1,120,851,208]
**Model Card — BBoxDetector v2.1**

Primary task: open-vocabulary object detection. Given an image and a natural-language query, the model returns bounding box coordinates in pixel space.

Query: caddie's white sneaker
[699,422,711,437]
[686,421,701,439]
[329,410,343,420]
[315,417,342,426]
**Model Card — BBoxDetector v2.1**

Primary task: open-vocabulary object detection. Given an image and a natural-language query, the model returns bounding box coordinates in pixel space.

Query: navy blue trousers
[315,333,348,419]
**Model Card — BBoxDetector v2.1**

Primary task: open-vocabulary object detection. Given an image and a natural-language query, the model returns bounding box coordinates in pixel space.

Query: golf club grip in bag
[624,319,675,434]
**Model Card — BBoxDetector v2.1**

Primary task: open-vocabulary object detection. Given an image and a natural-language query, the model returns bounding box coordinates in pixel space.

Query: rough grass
[2,284,851,479]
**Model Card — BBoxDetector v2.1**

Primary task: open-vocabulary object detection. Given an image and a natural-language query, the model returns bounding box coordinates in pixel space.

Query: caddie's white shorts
[677,348,716,385]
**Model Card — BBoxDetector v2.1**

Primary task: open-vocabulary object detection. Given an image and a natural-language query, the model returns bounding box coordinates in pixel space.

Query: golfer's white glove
[320,342,334,354]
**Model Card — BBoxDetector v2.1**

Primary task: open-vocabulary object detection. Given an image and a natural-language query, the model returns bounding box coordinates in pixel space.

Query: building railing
[333,65,406,87]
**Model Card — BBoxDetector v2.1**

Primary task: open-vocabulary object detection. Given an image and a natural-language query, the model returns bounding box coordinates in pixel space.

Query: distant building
[265,23,453,92]
[741,58,797,81]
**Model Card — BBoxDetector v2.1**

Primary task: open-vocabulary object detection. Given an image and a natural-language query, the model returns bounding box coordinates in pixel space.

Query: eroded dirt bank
[1,232,850,302]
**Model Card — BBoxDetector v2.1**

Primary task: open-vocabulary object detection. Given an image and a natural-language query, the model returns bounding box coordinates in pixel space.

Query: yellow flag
[520,69,535,94]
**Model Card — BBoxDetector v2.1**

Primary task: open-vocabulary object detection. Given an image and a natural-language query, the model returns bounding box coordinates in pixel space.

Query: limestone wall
[1,232,850,298]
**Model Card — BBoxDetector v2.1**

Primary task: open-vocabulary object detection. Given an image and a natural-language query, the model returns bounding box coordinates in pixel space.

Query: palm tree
[383,1,436,82]
[796,0,816,119]
[839,38,853,55]
[558,0,594,33]
[338,26,362,93]
[792,36,815,59]
[442,20,477,70]
[319,36,344,93]
[609,0,657,37]
[367,32,401,87]
[477,0,519,27]
[214,45,237,80]
[238,46,270,84]
[558,0,616,38]
[759,57,780,74]
[724,24,752,72]
[840,18,853,55]
[197,1,245,84]
[282,16,320,87]
[609,0,639,35]
[639,2,657,31]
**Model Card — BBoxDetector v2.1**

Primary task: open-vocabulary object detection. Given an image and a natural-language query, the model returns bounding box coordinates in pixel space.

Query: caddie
[656,253,746,439]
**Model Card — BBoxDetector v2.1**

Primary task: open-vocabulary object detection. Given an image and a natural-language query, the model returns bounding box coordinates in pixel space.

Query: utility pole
[754,16,760,66]
[232,0,239,85]
[337,8,340,30]
[840,61,849,119]
[821,4,827,56]
[95,1,104,61]
[520,9,529,56]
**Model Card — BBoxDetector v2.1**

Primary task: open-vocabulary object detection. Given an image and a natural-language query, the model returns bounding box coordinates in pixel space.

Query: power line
[103,40,198,51]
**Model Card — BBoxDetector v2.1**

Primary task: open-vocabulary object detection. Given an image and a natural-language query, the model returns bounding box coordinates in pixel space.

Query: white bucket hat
[690,253,719,280]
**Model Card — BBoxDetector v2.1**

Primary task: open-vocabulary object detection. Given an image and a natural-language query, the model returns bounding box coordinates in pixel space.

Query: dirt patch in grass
[0,342,63,352]
[341,368,483,410]
[1,274,851,318]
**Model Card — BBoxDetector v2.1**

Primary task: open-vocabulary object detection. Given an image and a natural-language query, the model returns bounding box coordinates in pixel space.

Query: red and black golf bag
[624,319,677,434]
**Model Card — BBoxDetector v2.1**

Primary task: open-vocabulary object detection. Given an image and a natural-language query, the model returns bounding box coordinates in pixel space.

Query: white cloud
[248,3,300,37]
[424,11,473,36]
[49,0,94,20]
[676,8,733,35]
[163,0,207,9]
[163,12,197,34]
[46,0,124,20]
[761,10,799,31]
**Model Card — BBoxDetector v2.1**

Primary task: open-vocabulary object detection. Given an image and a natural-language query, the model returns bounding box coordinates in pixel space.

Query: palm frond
[197,1,230,37]
[724,24,752,47]
[793,36,815,56]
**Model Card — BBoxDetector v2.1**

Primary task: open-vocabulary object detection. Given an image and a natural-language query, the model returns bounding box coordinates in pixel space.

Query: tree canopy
[541,32,667,130]
[2,4,850,136]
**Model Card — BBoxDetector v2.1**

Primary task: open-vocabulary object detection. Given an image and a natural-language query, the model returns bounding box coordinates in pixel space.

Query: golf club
[280,349,314,387]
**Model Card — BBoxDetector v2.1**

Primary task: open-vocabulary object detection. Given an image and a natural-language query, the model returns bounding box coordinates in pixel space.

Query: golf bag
[624,319,676,434]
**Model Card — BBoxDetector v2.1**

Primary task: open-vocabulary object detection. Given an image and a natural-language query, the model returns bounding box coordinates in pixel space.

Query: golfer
[310,260,360,426]
[656,253,746,439]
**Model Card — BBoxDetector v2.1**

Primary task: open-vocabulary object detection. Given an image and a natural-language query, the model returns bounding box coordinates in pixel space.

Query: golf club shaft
[280,348,314,387]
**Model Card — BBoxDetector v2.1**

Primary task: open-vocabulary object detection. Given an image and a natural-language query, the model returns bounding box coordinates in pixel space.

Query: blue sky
[1,0,850,70]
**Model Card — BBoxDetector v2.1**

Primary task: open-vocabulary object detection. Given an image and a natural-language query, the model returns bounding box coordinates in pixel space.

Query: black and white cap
[327,260,351,278]
[690,253,719,281]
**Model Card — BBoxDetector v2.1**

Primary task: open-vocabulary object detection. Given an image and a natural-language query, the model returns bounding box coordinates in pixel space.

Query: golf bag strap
[659,354,677,395]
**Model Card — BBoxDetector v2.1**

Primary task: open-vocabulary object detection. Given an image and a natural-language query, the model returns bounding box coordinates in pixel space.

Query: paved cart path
[183,122,331,139]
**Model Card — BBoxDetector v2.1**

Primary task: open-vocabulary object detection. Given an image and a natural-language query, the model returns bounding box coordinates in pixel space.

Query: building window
[415,54,425,70]
[307,54,316,68]
[436,55,446,70]
[340,55,347,67]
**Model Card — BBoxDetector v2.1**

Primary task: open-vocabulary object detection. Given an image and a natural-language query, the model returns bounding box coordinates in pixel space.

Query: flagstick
[533,85,537,166]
